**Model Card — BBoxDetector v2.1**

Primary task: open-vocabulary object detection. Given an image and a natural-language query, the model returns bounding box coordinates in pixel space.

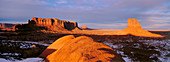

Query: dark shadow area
[114,41,161,61]
[64,22,75,30]
[51,19,54,25]
[0,40,47,61]
[15,24,48,32]
[97,48,115,55]
[39,49,56,58]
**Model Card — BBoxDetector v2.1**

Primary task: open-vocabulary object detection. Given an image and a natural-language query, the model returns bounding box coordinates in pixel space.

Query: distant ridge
[0,17,165,37]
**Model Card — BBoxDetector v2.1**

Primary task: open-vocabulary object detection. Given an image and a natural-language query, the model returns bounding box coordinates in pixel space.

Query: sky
[0,0,170,30]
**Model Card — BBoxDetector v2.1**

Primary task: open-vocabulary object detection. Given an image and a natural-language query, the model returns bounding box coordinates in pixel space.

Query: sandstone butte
[0,17,164,37]
[39,35,125,62]
[114,18,163,37]
[81,24,87,29]
[1,17,78,32]
[28,17,78,30]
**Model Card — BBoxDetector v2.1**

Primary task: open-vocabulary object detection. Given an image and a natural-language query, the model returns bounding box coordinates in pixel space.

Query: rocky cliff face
[127,19,141,28]
[28,17,78,30]
[115,18,163,37]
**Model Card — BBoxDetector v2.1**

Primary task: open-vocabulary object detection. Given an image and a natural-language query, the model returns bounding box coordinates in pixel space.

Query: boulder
[40,35,125,62]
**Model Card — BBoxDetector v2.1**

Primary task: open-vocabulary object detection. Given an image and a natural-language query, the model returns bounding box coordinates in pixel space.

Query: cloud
[56,0,68,4]
[143,24,170,29]
[0,0,170,29]
[0,0,49,18]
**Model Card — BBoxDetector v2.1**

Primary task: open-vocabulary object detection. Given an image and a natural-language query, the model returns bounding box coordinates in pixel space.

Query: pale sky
[0,0,170,29]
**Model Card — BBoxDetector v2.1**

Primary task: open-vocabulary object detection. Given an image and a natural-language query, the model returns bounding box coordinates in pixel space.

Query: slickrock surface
[28,17,78,30]
[40,35,124,62]
[115,18,163,37]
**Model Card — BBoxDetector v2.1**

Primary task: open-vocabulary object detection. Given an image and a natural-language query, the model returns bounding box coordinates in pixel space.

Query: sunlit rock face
[1,26,16,31]
[0,23,5,28]
[80,24,92,30]
[0,23,18,31]
[72,27,82,31]
[28,17,78,30]
[82,24,87,29]
[0,23,16,28]
[39,35,125,62]
[115,18,163,37]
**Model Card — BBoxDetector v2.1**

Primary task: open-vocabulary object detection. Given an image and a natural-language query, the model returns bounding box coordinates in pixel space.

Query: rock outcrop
[28,17,78,30]
[82,24,87,29]
[81,24,93,30]
[0,23,5,28]
[72,27,82,31]
[0,23,17,29]
[115,18,163,37]
[39,35,125,62]
[1,26,16,31]
[0,23,18,31]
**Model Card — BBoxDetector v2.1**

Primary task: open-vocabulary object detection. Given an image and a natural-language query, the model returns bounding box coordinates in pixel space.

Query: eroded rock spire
[115,18,163,37]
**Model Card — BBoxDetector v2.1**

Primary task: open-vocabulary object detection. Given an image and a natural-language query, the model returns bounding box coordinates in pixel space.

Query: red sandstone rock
[0,23,19,31]
[0,23,5,28]
[0,23,16,29]
[72,27,82,31]
[81,24,93,30]
[28,17,78,30]
[115,18,163,37]
[82,24,87,29]
[40,35,125,62]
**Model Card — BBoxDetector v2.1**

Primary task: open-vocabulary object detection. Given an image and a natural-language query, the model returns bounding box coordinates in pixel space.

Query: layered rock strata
[28,17,78,30]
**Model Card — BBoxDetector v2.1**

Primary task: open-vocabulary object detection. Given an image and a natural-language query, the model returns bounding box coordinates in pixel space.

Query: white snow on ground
[103,42,132,62]
[0,58,44,62]
[18,58,43,62]
[1,53,20,56]
[103,39,170,62]
[2,40,51,46]
[0,58,11,62]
